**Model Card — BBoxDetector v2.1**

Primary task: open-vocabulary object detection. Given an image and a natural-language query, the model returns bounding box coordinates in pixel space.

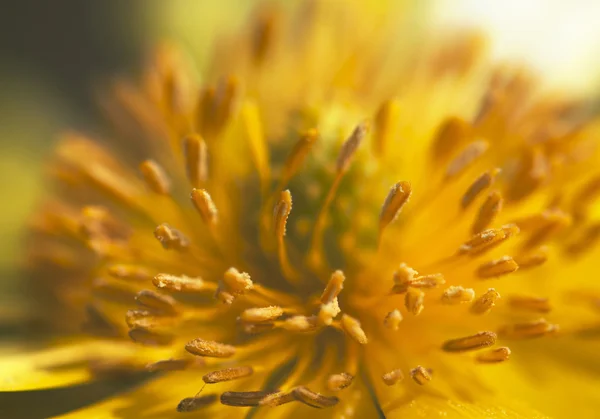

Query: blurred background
[0,0,599,329]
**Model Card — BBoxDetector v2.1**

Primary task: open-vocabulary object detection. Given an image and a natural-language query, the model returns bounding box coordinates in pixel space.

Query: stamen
[146,358,194,372]
[391,263,419,294]
[472,190,503,234]
[126,309,173,328]
[524,210,571,249]
[185,338,236,358]
[182,134,208,186]
[405,288,425,315]
[222,267,254,294]
[240,306,284,323]
[382,369,404,386]
[190,188,218,226]
[470,288,500,314]
[135,290,178,314]
[273,190,292,239]
[442,331,497,352]
[476,347,511,363]
[461,168,501,209]
[411,274,446,289]
[154,223,189,251]
[336,122,369,173]
[410,366,432,385]
[327,372,354,391]
[139,160,170,195]
[318,298,341,326]
[441,286,475,304]
[153,273,205,293]
[459,224,519,255]
[203,366,254,384]
[221,391,279,407]
[177,394,218,412]
[566,223,600,256]
[373,99,401,156]
[279,315,318,332]
[279,129,318,188]
[498,318,559,339]
[445,140,489,178]
[341,314,368,344]
[259,391,296,407]
[508,295,551,313]
[476,256,519,279]
[215,289,235,305]
[384,309,403,331]
[128,327,174,346]
[293,386,340,409]
[320,270,345,304]
[379,181,412,237]
[432,116,471,161]
[514,246,549,269]
[107,264,151,281]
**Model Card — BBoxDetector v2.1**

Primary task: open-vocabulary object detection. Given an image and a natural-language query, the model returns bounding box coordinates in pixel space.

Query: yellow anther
[221,391,278,407]
[280,315,318,332]
[459,225,519,255]
[384,309,403,331]
[128,327,174,346]
[154,223,189,251]
[382,369,404,386]
[280,129,318,186]
[373,99,401,156]
[318,298,341,326]
[185,338,236,358]
[182,133,208,186]
[442,331,497,352]
[509,295,551,313]
[222,267,253,295]
[341,314,368,344]
[410,366,432,385]
[107,264,151,281]
[293,386,340,409]
[446,140,489,178]
[472,190,503,234]
[470,288,501,314]
[259,391,296,407]
[405,288,425,315]
[139,159,171,195]
[391,263,419,294]
[135,289,178,314]
[177,395,218,412]
[273,189,292,239]
[379,181,412,236]
[336,122,369,173]
[240,306,283,323]
[498,318,558,339]
[146,358,194,372]
[441,286,475,304]
[514,246,549,269]
[462,168,501,209]
[321,270,346,304]
[477,256,519,279]
[432,116,471,161]
[202,366,254,384]
[153,273,205,293]
[411,274,446,289]
[327,372,354,391]
[191,188,218,226]
[476,347,511,363]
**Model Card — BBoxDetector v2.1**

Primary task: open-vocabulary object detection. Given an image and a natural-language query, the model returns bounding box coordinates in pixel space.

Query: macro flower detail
[6,2,600,418]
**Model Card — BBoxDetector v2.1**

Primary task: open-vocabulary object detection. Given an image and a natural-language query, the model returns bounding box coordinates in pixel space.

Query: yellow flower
[4,2,600,418]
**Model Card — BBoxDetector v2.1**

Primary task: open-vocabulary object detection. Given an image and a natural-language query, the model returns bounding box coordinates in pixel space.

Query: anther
[476,347,511,363]
[221,391,279,407]
[280,315,317,332]
[498,318,558,339]
[240,306,283,323]
[514,246,549,269]
[128,327,174,346]
[327,373,354,391]
[293,386,340,409]
[222,267,254,295]
[391,263,419,294]
[336,122,369,173]
[442,331,497,352]
[139,159,170,195]
[107,264,151,281]
[321,270,345,304]
[273,190,292,239]
[384,309,403,331]
[441,286,475,304]
[411,274,445,289]
[203,366,254,384]
[183,134,208,186]
[177,394,218,412]
[470,289,500,314]
[154,223,189,251]
[472,190,503,234]
[405,288,425,315]
[259,391,296,407]
[373,99,401,156]
[146,358,193,372]
[317,298,341,326]
[190,189,218,226]
[410,366,432,385]
[382,369,404,386]
[508,295,551,313]
[461,168,501,209]
[341,314,368,344]
[153,273,205,293]
[135,289,178,314]
[185,338,236,358]
[445,140,489,178]
[280,129,318,185]
[126,309,173,329]
[379,181,412,235]
[476,256,519,279]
